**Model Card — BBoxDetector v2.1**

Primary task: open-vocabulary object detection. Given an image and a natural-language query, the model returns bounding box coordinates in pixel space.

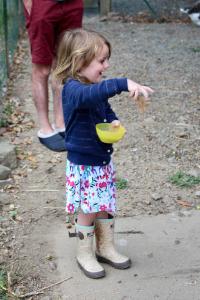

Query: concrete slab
[50,210,200,299]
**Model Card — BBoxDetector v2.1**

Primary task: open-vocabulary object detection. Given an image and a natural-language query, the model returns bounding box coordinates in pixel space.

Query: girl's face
[80,43,110,83]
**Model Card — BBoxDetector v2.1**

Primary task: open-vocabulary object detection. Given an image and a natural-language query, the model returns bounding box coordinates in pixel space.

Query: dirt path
[1,15,200,298]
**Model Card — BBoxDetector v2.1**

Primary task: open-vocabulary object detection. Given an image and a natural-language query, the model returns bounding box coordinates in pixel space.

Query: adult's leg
[32,63,53,134]
[51,0,84,130]
[51,60,64,130]
[23,0,66,151]
[32,63,66,152]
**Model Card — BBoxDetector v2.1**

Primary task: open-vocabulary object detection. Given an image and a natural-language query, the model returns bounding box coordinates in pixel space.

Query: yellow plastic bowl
[96,123,126,143]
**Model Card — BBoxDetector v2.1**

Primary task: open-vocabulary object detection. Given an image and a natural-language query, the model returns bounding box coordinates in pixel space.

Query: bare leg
[96,211,108,219]
[51,60,65,129]
[51,77,65,129]
[77,211,109,226]
[32,63,53,134]
[77,212,97,226]
[32,64,66,151]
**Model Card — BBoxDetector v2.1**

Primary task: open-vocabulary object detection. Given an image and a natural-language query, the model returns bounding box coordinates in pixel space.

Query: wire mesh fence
[0,0,24,97]
[111,0,194,17]
[85,0,195,18]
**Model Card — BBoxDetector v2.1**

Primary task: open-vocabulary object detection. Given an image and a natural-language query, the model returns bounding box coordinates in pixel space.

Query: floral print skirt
[65,160,116,214]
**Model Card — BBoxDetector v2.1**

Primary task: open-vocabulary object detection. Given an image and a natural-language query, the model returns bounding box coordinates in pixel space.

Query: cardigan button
[103,119,107,122]
[103,161,107,164]
[107,149,111,153]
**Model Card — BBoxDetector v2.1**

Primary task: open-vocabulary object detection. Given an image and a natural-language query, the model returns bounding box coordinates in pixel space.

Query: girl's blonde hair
[53,29,111,84]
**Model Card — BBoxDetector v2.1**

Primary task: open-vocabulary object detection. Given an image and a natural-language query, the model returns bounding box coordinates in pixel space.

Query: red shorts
[24,0,83,65]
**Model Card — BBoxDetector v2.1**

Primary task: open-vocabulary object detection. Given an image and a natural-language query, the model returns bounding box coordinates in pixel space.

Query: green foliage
[9,210,17,219]
[0,269,7,300]
[3,103,13,116]
[169,171,200,188]
[190,47,200,53]
[0,101,14,128]
[0,117,8,128]
[116,178,128,189]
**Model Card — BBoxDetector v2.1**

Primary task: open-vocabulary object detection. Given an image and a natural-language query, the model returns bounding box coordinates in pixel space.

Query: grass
[169,171,200,188]
[0,269,7,300]
[0,118,8,128]
[190,47,200,53]
[116,178,128,189]
[3,103,13,116]
[0,101,14,128]
[0,268,21,299]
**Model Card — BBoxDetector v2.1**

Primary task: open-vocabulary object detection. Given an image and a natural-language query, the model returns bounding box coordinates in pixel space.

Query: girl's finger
[140,87,154,99]
[141,89,149,99]
[129,90,135,97]
[111,120,120,127]
[142,86,154,95]
[133,89,139,100]
[145,87,154,94]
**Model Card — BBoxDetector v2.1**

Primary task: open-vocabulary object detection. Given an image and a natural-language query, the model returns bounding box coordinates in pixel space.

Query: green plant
[0,269,7,300]
[15,146,21,155]
[0,118,8,128]
[191,47,200,53]
[169,171,200,188]
[3,103,13,116]
[116,178,128,189]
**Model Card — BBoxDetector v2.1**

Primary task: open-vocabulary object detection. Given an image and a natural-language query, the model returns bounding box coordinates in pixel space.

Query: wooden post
[100,0,111,16]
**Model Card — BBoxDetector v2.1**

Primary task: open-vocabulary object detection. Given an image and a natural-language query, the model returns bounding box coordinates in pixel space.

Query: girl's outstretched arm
[63,78,128,109]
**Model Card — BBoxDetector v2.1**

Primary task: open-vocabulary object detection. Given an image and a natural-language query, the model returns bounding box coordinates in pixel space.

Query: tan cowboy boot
[75,223,105,279]
[95,215,131,269]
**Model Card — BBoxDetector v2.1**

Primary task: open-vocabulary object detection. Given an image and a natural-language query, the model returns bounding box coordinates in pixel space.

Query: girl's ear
[77,70,81,75]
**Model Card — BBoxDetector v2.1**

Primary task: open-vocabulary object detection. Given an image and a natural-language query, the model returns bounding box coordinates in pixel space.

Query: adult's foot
[52,123,65,138]
[37,130,66,152]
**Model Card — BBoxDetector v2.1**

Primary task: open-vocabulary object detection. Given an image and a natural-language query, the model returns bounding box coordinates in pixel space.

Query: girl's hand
[127,79,154,100]
[111,120,120,128]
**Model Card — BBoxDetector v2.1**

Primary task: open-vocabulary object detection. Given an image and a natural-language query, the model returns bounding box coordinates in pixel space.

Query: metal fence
[111,0,195,17]
[85,0,195,17]
[0,0,24,97]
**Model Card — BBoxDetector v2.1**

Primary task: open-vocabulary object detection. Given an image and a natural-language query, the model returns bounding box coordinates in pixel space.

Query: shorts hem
[32,58,53,66]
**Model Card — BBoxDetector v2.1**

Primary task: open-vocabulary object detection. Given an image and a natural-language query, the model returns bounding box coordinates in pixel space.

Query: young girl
[54,29,154,279]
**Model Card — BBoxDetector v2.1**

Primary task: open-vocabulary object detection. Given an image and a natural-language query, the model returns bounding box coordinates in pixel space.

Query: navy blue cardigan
[62,78,128,166]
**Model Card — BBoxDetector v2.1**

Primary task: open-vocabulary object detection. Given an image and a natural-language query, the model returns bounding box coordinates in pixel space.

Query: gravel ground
[84,16,200,217]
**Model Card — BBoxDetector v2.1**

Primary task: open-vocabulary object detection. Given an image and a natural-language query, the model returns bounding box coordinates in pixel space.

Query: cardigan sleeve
[105,101,118,122]
[63,78,128,109]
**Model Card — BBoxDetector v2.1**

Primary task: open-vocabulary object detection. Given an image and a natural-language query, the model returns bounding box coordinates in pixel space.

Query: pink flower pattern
[67,203,75,213]
[65,160,116,214]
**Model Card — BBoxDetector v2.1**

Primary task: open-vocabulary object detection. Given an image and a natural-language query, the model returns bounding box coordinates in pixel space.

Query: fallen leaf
[176,200,193,207]
[135,95,150,113]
